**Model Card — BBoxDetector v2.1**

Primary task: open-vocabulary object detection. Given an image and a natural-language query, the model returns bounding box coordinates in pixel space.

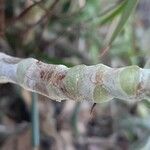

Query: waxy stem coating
[0,52,149,103]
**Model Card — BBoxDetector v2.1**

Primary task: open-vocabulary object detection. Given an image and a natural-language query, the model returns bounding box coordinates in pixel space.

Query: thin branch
[0,52,150,103]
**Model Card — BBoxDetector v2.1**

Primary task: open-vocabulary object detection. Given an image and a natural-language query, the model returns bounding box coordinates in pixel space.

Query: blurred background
[0,0,150,149]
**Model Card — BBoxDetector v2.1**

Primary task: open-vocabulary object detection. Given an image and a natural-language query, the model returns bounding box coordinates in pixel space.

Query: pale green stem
[0,52,150,103]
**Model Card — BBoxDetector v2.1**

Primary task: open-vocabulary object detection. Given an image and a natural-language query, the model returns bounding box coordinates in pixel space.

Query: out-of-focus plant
[2,0,150,150]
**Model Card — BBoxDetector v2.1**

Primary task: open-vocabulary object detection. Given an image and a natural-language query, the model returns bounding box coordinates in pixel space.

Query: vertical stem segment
[31,93,40,150]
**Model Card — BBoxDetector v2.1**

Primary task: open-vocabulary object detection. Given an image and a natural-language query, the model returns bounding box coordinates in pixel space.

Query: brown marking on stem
[136,81,144,98]
[34,63,70,99]
[54,70,73,99]
[46,69,55,81]
[40,70,45,79]
[59,83,70,99]
[55,74,66,84]
[51,70,67,87]
[95,72,104,85]
[38,65,56,82]
[90,67,109,85]
[60,85,67,94]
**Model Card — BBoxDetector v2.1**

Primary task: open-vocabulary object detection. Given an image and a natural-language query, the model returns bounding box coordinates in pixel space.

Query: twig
[0,52,150,103]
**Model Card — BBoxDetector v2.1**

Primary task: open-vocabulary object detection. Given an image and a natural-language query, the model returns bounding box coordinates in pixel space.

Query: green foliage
[107,0,139,46]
